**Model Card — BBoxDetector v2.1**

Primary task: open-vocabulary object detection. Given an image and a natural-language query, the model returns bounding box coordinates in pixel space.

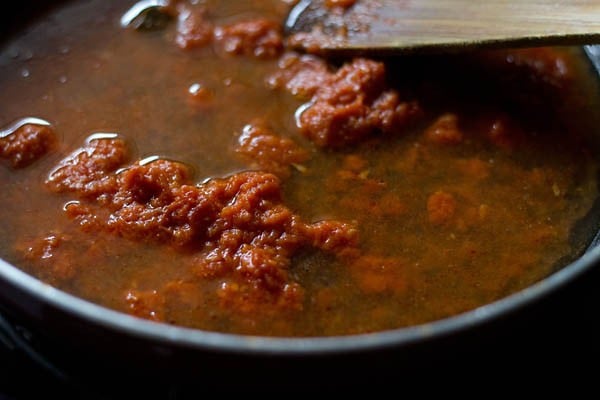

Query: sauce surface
[0,0,599,337]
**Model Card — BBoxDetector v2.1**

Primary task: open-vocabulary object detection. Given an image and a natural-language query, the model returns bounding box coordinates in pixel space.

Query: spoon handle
[286,0,600,55]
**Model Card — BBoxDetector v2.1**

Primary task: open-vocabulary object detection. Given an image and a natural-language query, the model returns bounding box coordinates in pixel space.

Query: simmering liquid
[0,0,599,336]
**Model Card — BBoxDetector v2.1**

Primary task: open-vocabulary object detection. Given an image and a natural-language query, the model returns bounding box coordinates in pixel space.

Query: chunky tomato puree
[0,0,599,336]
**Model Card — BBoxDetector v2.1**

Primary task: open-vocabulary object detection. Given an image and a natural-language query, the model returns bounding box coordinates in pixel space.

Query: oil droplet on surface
[188,82,202,95]
[188,82,213,105]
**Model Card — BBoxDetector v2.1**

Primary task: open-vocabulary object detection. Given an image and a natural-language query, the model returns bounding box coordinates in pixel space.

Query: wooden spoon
[285,0,600,55]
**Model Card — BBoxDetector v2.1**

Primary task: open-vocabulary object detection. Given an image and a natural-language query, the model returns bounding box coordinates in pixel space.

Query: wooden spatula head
[285,0,600,56]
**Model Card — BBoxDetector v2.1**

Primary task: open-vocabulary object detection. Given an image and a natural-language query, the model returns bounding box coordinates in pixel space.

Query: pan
[0,0,599,394]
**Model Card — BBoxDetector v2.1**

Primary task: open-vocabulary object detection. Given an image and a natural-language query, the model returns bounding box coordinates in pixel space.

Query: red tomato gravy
[1,0,600,336]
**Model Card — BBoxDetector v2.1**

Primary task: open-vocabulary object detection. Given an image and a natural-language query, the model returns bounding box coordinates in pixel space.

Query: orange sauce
[0,0,599,336]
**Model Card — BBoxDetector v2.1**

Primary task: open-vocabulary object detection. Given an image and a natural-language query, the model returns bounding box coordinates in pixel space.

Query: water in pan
[0,0,600,337]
